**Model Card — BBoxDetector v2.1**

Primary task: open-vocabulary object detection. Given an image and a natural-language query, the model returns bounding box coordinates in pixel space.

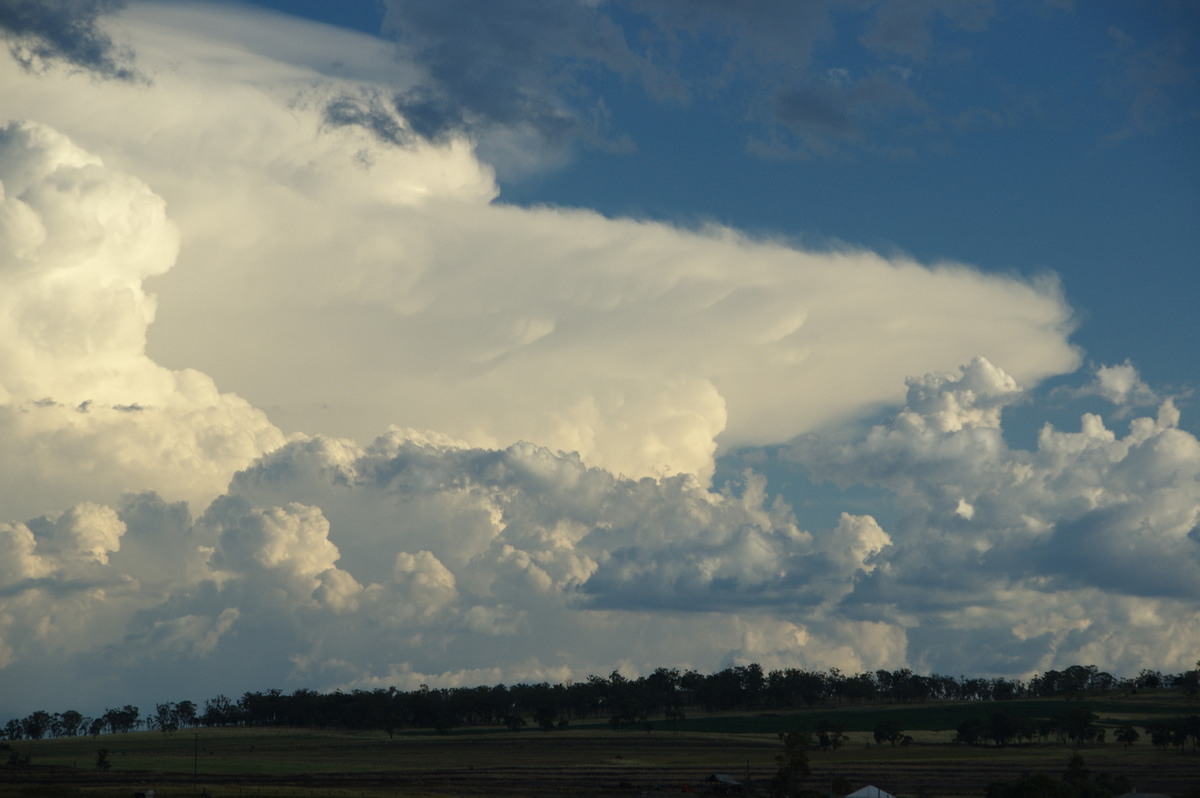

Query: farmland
[2,689,1197,798]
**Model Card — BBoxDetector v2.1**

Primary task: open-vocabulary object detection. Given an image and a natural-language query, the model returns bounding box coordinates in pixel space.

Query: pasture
[2,689,1196,798]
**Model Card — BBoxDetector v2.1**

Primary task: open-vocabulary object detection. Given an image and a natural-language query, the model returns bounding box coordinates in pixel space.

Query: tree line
[5,662,1198,741]
[952,707,1200,754]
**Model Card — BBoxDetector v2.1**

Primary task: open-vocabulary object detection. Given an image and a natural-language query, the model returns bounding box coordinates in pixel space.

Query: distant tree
[533,705,557,731]
[1063,752,1089,787]
[202,695,235,727]
[955,717,986,746]
[770,731,812,798]
[20,711,52,741]
[1179,660,1200,698]
[95,748,110,771]
[1146,721,1173,750]
[814,719,847,751]
[153,702,178,733]
[1135,669,1163,689]
[987,712,1021,747]
[55,710,84,737]
[103,705,139,734]
[1053,707,1100,747]
[1115,725,1139,748]
[873,719,905,747]
[3,719,22,741]
[1187,714,1200,753]
[174,700,197,729]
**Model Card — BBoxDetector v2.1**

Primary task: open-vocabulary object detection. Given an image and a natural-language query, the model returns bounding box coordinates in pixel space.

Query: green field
[2,690,1196,798]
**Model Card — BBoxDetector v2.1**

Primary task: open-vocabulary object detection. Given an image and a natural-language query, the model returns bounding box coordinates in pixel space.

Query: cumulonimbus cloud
[1,2,1078,485]
[4,2,1193,722]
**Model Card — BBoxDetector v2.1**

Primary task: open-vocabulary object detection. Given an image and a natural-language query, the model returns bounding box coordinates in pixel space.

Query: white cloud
[1,2,1077,487]
[1092,360,1158,407]
[3,2,1192,722]
[791,357,1200,674]
[0,119,285,519]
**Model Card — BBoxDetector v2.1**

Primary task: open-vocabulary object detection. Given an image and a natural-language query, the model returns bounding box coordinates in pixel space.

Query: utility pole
[193,729,198,787]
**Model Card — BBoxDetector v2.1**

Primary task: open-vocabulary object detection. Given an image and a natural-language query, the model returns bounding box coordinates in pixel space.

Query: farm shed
[844,786,897,798]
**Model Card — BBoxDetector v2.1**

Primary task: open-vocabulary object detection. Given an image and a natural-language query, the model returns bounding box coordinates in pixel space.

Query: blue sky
[0,0,1197,720]
[252,0,1199,395]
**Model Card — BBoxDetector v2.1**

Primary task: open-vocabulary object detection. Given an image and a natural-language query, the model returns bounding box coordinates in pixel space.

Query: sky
[0,0,1197,720]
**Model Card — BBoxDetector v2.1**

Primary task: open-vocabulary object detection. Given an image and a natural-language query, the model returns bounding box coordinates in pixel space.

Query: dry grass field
[2,690,1196,798]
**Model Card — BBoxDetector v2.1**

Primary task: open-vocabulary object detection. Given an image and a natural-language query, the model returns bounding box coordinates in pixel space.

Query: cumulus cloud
[1090,360,1158,407]
[3,359,1199,717]
[0,119,285,518]
[2,430,913,715]
[791,357,1200,674]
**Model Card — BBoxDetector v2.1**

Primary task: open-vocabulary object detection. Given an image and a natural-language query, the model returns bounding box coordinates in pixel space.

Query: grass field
[2,690,1196,798]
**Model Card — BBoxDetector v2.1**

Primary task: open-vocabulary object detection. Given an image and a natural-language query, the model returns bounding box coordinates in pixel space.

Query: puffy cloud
[0,3,1077,487]
[207,500,341,582]
[0,429,915,716]
[2,366,1197,717]
[792,357,1200,673]
[0,520,47,585]
[394,550,458,612]
[1092,360,1158,407]
[34,502,125,566]
[0,119,285,518]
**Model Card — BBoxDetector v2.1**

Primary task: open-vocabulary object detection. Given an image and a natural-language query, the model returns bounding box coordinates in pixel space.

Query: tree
[95,748,111,771]
[56,710,85,737]
[1054,707,1100,747]
[1146,721,1173,750]
[873,719,905,747]
[153,702,179,733]
[815,719,847,751]
[20,711,52,741]
[771,731,812,798]
[533,705,557,731]
[1115,725,1139,748]
[1063,753,1089,787]
[174,700,197,729]
[1179,660,1200,698]
[103,706,140,734]
[955,716,986,746]
[987,712,1020,747]
[202,695,235,727]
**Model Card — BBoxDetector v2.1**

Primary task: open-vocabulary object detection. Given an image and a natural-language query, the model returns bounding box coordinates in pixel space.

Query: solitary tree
[1116,725,1140,748]
[771,731,812,798]
[873,719,905,747]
